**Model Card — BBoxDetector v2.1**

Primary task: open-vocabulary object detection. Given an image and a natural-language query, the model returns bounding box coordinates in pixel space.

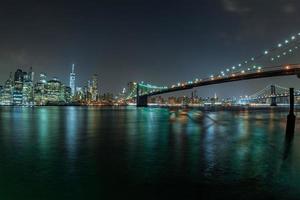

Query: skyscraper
[39,73,47,83]
[14,69,24,83]
[1,73,13,105]
[0,86,3,102]
[69,64,76,96]
[46,78,62,103]
[13,69,24,105]
[28,67,34,82]
[34,73,47,105]
[92,74,98,101]
[22,67,34,105]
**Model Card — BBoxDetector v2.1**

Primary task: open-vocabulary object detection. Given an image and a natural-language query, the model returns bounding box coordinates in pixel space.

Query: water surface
[0,106,299,199]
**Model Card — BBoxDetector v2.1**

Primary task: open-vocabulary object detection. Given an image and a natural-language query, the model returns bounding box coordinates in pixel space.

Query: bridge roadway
[137,64,300,107]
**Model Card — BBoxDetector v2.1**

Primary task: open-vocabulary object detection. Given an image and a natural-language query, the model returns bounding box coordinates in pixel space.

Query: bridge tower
[270,85,277,106]
[136,84,148,107]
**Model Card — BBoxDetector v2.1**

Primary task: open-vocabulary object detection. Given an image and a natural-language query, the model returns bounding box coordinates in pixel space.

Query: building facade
[70,64,76,96]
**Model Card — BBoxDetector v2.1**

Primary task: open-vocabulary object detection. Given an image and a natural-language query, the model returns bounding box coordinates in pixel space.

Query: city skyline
[0,65,103,106]
[1,1,300,97]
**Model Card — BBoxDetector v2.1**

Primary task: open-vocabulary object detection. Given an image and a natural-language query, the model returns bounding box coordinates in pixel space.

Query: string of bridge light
[213,32,300,79]
[138,82,168,90]
[270,40,300,62]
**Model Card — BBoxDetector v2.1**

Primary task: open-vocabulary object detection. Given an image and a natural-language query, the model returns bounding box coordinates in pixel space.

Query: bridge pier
[286,88,296,138]
[270,85,277,106]
[136,84,148,107]
[137,95,148,107]
[270,97,277,106]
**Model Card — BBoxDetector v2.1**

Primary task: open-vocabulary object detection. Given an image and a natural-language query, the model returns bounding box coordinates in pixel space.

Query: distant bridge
[240,84,300,106]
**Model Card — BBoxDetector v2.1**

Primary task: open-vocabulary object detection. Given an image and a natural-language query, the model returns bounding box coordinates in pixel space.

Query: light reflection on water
[0,106,299,199]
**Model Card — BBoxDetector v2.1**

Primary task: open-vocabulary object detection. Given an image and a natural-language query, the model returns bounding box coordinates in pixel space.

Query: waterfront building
[61,85,71,103]
[101,93,114,102]
[1,73,14,105]
[69,64,76,96]
[168,96,177,105]
[39,73,47,84]
[22,81,34,105]
[13,69,24,105]
[83,85,89,101]
[22,69,34,105]
[74,87,85,101]
[86,80,92,101]
[0,86,3,104]
[92,74,98,101]
[149,97,156,104]
[28,67,34,82]
[45,78,62,103]
[34,73,48,105]
[86,74,99,102]
[14,69,24,83]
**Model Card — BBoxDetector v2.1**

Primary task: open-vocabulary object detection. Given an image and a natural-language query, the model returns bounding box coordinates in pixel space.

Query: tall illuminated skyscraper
[22,67,34,105]
[13,69,24,105]
[1,73,13,105]
[34,73,47,105]
[92,74,98,101]
[69,64,76,96]
[28,67,34,82]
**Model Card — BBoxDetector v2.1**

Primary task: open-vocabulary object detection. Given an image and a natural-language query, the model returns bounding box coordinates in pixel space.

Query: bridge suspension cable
[215,32,300,79]
[124,82,168,100]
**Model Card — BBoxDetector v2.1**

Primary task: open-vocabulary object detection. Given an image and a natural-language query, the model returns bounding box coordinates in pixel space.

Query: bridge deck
[142,65,300,97]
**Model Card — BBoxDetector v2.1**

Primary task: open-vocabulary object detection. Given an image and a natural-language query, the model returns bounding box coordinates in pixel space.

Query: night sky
[1,0,300,97]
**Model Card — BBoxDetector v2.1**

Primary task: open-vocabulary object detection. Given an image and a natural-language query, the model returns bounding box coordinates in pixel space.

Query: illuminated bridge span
[240,84,300,106]
[123,32,300,107]
[135,65,300,106]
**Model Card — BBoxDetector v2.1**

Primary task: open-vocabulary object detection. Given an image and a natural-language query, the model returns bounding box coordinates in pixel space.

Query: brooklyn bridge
[123,33,300,107]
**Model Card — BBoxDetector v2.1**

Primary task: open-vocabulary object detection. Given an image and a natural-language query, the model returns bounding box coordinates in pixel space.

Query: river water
[0,106,299,199]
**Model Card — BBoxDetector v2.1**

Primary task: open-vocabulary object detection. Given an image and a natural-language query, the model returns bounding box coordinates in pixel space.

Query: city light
[0,66,101,106]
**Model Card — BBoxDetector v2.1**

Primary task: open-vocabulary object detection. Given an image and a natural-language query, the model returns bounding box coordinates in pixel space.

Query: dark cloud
[282,3,297,14]
[222,0,299,16]
[222,0,251,14]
